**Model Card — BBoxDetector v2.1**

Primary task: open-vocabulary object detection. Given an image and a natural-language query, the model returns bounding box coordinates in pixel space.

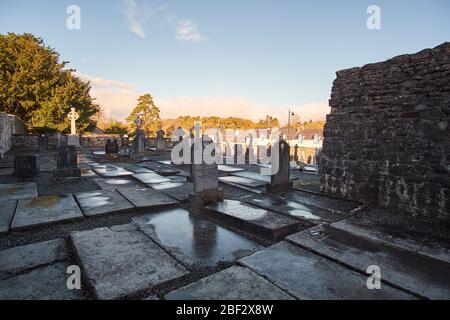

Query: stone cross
[67,108,79,135]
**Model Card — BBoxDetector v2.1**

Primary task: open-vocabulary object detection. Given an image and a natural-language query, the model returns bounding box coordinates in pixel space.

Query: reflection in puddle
[252,198,321,220]
[213,200,268,221]
[79,196,111,209]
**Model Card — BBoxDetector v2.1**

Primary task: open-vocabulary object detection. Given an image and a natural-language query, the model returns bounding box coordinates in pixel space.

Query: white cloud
[75,72,136,91]
[175,19,205,42]
[123,0,146,38]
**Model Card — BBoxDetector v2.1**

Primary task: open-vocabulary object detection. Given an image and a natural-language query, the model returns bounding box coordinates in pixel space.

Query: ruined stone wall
[0,112,26,154]
[320,42,450,222]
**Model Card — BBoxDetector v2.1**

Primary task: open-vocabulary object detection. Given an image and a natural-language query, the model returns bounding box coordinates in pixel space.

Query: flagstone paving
[0,262,84,300]
[0,182,38,201]
[93,178,141,191]
[239,241,416,300]
[11,195,83,230]
[206,200,301,240]
[166,266,294,300]
[0,238,67,280]
[133,208,262,268]
[118,188,178,209]
[286,224,450,299]
[0,200,16,234]
[75,190,135,217]
[70,225,189,300]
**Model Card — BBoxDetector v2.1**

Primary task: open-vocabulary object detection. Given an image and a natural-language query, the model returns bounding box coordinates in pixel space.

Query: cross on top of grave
[134,114,143,127]
[67,108,80,135]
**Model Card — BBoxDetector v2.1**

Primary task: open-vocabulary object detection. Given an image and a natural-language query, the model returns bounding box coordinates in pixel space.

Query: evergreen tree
[126,94,162,136]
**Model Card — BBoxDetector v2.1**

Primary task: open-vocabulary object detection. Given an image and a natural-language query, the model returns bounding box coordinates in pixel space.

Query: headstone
[189,136,223,209]
[67,108,80,146]
[294,144,299,162]
[121,135,129,146]
[105,139,119,160]
[54,145,80,178]
[14,156,38,178]
[38,135,49,150]
[134,128,145,154]
[156,129,165,152]
[266,138,293,194]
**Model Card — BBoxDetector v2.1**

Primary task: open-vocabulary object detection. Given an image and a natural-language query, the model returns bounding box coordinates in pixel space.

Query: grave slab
[166,266,293,300]
[70,226,189,300]
[0,182,38,201]
[0,200,16,234]
[160,182,193,201]
[132,172,171,184]
[231,170,270,183]
[239,241,416,300]
[11,195,83,230]
[0,262,84,300]
[157,160,172,165]
[134,208,262,268]
[0,239,67,279]
[80,169,97,177]
[287,190,362,214]
[219,176,266,188]
[75,190,135,217]
[0,168,14,176]
[118,188,178,209]
[244,195,352,223]
[206,200,301,240]
[93,178,141,191]
[286,225,450,300]
[149,182,185,190]
[331,212,450,264]
[218,165,245,173]
[94,165,133,178]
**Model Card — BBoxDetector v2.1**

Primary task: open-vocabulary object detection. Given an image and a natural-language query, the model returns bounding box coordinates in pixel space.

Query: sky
[1,0,449,123]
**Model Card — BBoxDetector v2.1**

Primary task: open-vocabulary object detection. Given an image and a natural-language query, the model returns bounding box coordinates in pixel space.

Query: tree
[103,121,128,135]
[0,33,99,132]
[126,94,162,136]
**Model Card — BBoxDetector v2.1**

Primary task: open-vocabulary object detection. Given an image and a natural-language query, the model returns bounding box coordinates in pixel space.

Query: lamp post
[288,109,295,140]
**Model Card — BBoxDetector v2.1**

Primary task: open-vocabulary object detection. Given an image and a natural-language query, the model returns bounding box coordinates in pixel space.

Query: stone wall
[320,42,450,222]
[81,134,121,147]
[0,112,26,154]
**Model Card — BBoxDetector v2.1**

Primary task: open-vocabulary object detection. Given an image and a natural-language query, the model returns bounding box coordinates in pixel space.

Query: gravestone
[294,144,299,161]
[189,136,223,209]
[266,139,293,194]
[54,145,80,178]
[38,153,57,172]
[14,156,38,178]
[67,108,80,147]
[156,130,165,152]
[121,135,129,146]
[133,115,146,155]
[38,135,49,150]
[105,139,119,160]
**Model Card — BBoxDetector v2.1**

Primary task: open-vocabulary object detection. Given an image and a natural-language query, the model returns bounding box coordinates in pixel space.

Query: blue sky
[1,0,449,122]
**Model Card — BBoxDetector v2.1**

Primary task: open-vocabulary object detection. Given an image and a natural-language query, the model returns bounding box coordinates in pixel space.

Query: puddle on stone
[134,208,262,266]
[252,198,321,220]
[78,196,112,209]
[211,200,268,221]
[150,182,185,190]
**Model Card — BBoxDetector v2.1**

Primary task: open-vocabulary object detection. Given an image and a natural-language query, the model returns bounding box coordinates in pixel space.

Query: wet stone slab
[331,212,450,264]
[160,182,194,201]
[231,171,271,183]
[81,169,97,177]
[93,178,141,191]
[286,225,450,300]
[0,200,17,234]
[118,188,178,209]
[70,225,189,300]
[93,165,133,178]
[0,182,38,201]
[11,195,83,230]
[218,165,245,173]
[239,241,416,300]
[206,200,301,240]
[133,208,262,268]
[166,266,293,300]
[244,195,352,223]
[219,176,266,188]
[149,182,186,190]
[132,172,171,185]
[0,262,84,300]
[75,190,135,217]
[0,239,67,279]
[287,190,362,214]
